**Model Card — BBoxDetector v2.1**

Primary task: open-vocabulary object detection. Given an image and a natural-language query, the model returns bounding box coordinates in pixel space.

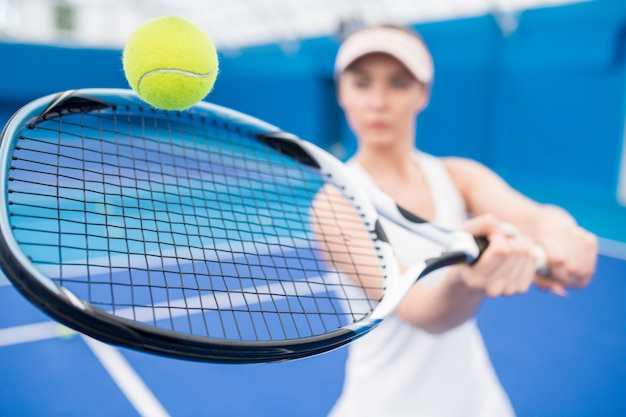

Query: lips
[368,121,389,130]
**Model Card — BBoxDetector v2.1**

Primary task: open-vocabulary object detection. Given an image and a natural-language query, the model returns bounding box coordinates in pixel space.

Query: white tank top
[328,153,515,417]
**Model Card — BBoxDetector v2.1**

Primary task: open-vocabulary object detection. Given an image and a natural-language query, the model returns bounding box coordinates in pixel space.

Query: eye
[390,76,412,89]
[353,75,370,89]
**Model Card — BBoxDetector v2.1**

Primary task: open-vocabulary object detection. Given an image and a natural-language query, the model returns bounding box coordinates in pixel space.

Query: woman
[327,25,597,417]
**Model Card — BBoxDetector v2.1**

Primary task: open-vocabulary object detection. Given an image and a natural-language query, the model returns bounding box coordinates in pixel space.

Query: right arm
[393,214,537,333]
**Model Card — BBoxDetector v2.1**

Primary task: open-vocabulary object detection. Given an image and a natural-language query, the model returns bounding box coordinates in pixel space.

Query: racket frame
[0,88,502,363]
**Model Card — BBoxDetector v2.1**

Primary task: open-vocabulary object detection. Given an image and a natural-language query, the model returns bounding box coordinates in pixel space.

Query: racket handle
[472,235,549,276]
[473,236,489,257]
[534,244,549,276]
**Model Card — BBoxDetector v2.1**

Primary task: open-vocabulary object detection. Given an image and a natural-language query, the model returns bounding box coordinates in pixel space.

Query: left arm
[444,157,598,290]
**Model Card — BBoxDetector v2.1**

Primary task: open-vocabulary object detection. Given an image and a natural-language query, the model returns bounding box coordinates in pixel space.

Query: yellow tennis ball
[122,16,219,110]
[57,324,77,340]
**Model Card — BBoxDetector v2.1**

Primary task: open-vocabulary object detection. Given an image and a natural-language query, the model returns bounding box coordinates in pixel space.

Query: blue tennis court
[1,243,625,417]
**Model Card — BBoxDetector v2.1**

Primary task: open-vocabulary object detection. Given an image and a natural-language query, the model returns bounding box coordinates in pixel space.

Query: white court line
[616,114,626,205]
[0,275,334,417]
[82,335,170,417]
[0,237,623,414]
[35,234,309,279]
[0,321,63,347]
[599,237,626,261]
[0,233,309,288]
[0,323,171,416]
[0,275,335,347]
[0,237,623,347]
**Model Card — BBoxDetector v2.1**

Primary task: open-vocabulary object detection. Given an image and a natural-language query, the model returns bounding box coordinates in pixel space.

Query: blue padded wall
[1,0,625,239]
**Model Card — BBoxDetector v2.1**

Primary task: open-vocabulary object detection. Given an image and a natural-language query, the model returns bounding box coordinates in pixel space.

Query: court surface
[1,239,625,417]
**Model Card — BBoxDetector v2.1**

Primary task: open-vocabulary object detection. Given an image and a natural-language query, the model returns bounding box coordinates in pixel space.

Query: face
[338,53,429,151]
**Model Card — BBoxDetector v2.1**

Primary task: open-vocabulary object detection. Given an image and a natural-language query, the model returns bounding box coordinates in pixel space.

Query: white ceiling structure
[0,0,589,50]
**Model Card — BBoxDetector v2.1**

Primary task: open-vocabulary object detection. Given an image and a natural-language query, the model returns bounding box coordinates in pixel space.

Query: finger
[465,232,509,293]
[481,234,532,297]
[546,228,597,287]
[541,237,567,281]
[515,236,537,293]
[492,237,523,296]
[461,214,502,237]
[538,225,599,288]
[534,276,568,297]
[574,229,598,285]
[501,236,536,295]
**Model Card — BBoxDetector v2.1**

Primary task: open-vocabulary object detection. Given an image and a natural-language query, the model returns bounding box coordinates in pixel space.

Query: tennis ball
[57,324,77,340]
[122,16,219,110]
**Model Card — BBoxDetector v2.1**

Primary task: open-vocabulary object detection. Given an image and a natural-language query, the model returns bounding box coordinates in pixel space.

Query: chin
[362,133,397,148]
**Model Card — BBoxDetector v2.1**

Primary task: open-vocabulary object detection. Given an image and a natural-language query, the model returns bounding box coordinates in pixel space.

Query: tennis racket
[0,88,546,363]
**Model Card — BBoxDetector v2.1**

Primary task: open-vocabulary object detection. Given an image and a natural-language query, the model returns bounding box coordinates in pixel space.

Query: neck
[356,141,418,179]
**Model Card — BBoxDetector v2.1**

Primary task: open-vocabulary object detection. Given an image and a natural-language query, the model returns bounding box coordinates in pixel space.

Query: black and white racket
[0,89,546,363]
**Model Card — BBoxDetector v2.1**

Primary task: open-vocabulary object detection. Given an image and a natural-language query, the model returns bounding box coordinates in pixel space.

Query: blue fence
[1,0,625,241]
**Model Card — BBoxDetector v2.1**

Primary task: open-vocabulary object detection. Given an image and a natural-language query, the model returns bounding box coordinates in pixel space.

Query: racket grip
[472,235,549,276]
[473,236,489,260]
[534,245,549,276]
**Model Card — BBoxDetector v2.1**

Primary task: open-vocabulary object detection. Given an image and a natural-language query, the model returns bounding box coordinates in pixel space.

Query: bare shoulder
[442,156,489,172]
[441,157,496,188]
[441,156,539,218]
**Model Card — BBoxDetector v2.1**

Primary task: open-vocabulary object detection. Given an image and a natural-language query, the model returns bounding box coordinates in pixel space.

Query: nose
[366,83,389,110]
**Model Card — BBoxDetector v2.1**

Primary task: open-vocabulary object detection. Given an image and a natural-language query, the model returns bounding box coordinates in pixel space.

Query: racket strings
[310,186,386,308]
[8,103,382,341]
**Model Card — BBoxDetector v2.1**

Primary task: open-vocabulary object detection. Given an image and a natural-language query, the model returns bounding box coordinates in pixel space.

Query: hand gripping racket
[0,89,546,363]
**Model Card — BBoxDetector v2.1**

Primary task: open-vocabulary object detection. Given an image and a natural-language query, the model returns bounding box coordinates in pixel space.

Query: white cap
[334,26,434,85]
